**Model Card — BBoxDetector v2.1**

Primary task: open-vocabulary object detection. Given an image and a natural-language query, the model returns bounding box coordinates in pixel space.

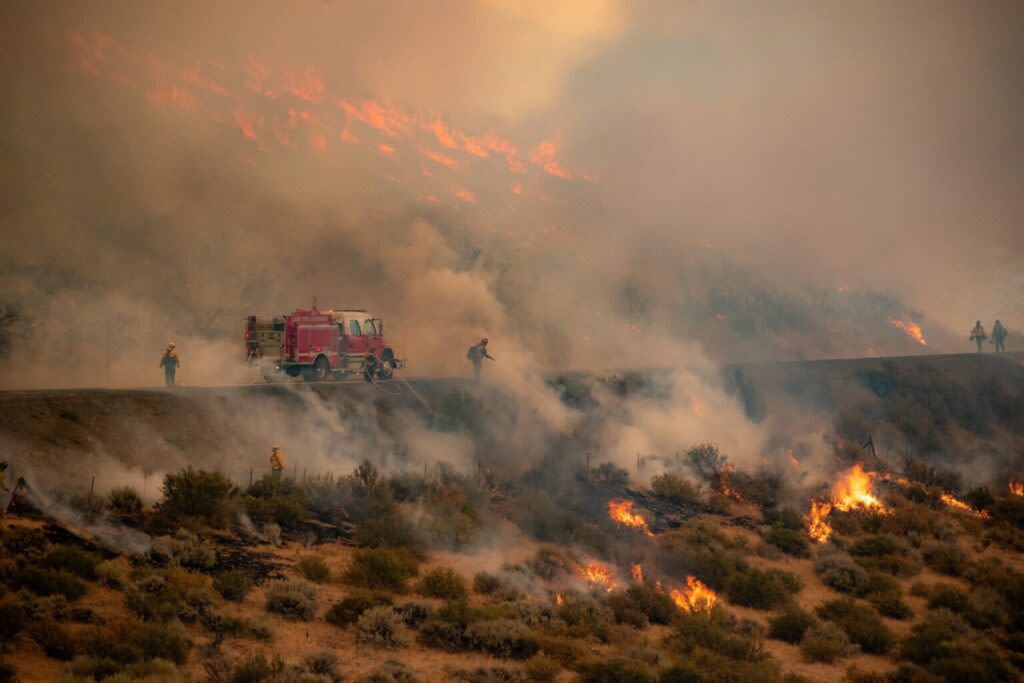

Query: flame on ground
[670,576,717,615]
[631,563,644,583]
[891,317,927,346]
[1010,481,1024,497]
[555,592,564,606]
[608,499,654,537]
[940,493,990,519]
[806,500,833,544]
[580,562,616,592]
[833,464,887,512]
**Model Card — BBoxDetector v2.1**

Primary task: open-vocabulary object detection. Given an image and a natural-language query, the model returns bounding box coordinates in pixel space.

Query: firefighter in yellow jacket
[970,321,987,354]
[269,445,285,481]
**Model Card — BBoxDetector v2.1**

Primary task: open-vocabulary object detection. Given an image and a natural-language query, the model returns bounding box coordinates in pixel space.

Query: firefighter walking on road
[970,321,987,353]
[269,445,285,481]
[160,342,180,387]
[992,320,1008,353]
[466,337,495,382]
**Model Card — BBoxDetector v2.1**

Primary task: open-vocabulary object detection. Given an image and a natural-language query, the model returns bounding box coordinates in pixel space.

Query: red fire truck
[244,308,402,381]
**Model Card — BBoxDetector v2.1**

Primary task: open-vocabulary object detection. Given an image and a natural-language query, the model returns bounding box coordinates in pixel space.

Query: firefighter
[160,342,180,387]
[363,352,379,383]
[992,319,1008,353]
[269,445,285,481]
[970,321,987,353]
[466,337,495,382]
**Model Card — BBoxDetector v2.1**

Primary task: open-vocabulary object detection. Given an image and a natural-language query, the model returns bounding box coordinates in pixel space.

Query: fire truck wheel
[311,356,330,381]
[378,361,393,380]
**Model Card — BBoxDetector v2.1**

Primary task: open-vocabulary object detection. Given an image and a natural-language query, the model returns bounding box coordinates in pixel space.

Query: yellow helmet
[167,342,176,349]
[272,444,280,451]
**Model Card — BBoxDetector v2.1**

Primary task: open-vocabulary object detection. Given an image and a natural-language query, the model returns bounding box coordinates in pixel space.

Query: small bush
[473,571,502,595]
[575,657,656,683]
[304,651,340,680]
[213,570,252,602]
[1,526,47,556]
[265,578,317,621]
[669,612,764,662]
[295,555,331,583]
[557,596,614,640]
[814,548,868,593]
[816,599,894,654]
[356,606,410,648]
[418,620,468,652]
[244,474,311,530]
[361,660,421,683]
[42,545,101,580]
[95,558,131,589]
[527,547,574,581]
[325,591,394,628]
[466,619,540,660]
[27,619,77,660]
[849,535,920,576]
[650,473,703,506]
[13,567,87,601]
[166,529,216,569]
[764,526,810,558]
[159,467,233,524]
[417,567,468,600]
[724,567,800,610]
[768,608,815,644]
[607,583,676,626]
[342,548,419,592]
[107,487,144,517]
[921,541,968,576]
[800,622,855,663]
[524,654,560,682]
[395,602,432,628]
[125,567,216,623]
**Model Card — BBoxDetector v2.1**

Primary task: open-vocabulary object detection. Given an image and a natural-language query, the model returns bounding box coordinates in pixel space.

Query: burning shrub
[159,467,233,525]
[106,486,144,517]
[574,657,656,683]
[244,473,311,530]
[685,443,727,482]
[356,606,410,649]
[42,545,101,581]
[417,567,468,600]
[13,566,87,601]
[342,548,420,592]
[763,525,810,558]
[768,608,816,644]
[724,567,801,610]
[650,472,703,507]
[814,547,868,593]
[26,618,77,660]
[295,554,331,583]
[921,540,968,576]
[264,578,317,621]
[816,599,894,654]
[466,619,540,659]
[213,570,252,603]
[325,591,394,628]
[607,583,676,627]
[800,622,856,663]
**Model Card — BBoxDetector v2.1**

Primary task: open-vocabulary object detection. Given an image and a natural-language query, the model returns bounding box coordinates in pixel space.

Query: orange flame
[939,493,989,519]
[833,464,887,512]
[377,143,396,157]
[608,499,654,537]
[580,562,616,592]
[529,135,572,179]
[891,317,927,346]
[453,187,476,203]
[1011,481,1024,497]
[670,576,717,614]
[631,564,644,583]
[806,500,833,544]
[555,592,564,606]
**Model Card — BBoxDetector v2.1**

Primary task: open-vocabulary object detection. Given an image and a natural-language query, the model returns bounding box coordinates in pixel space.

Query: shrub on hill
[800,622,855,663]
[295,555,331,583]
[816,599,894,655]
[417,567,468,600]
[768,608,816,644]
[342,548,419,592]
[264,578,317,621]
[159,467,233,525]
[325,591,394,628]
[213,570,252,603]
[356,606,410,649]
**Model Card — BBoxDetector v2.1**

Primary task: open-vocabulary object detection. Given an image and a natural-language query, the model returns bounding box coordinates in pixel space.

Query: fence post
[89,475,95,500]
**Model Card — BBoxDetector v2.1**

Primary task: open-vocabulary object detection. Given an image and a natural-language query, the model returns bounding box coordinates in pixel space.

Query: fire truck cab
[245,308,403,381]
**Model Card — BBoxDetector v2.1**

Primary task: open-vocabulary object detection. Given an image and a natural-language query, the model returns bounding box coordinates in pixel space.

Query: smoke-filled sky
[1,1,1022,387]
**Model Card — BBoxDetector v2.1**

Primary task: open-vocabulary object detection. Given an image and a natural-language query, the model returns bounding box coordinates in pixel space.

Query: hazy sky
[1,1,1021,385]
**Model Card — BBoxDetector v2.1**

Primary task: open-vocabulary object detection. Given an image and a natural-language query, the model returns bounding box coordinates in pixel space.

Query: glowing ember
[1010,481,1024,497]
[690,397,706,417]
[631,564,644,583]
[806,500,833,544]
[833,464,887,512]
[581,562,616,592]
[608,499,654,537]
[670,576,717,614]
[939,493,989,519]
[891,317,927,346]
[555,592,564,606]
